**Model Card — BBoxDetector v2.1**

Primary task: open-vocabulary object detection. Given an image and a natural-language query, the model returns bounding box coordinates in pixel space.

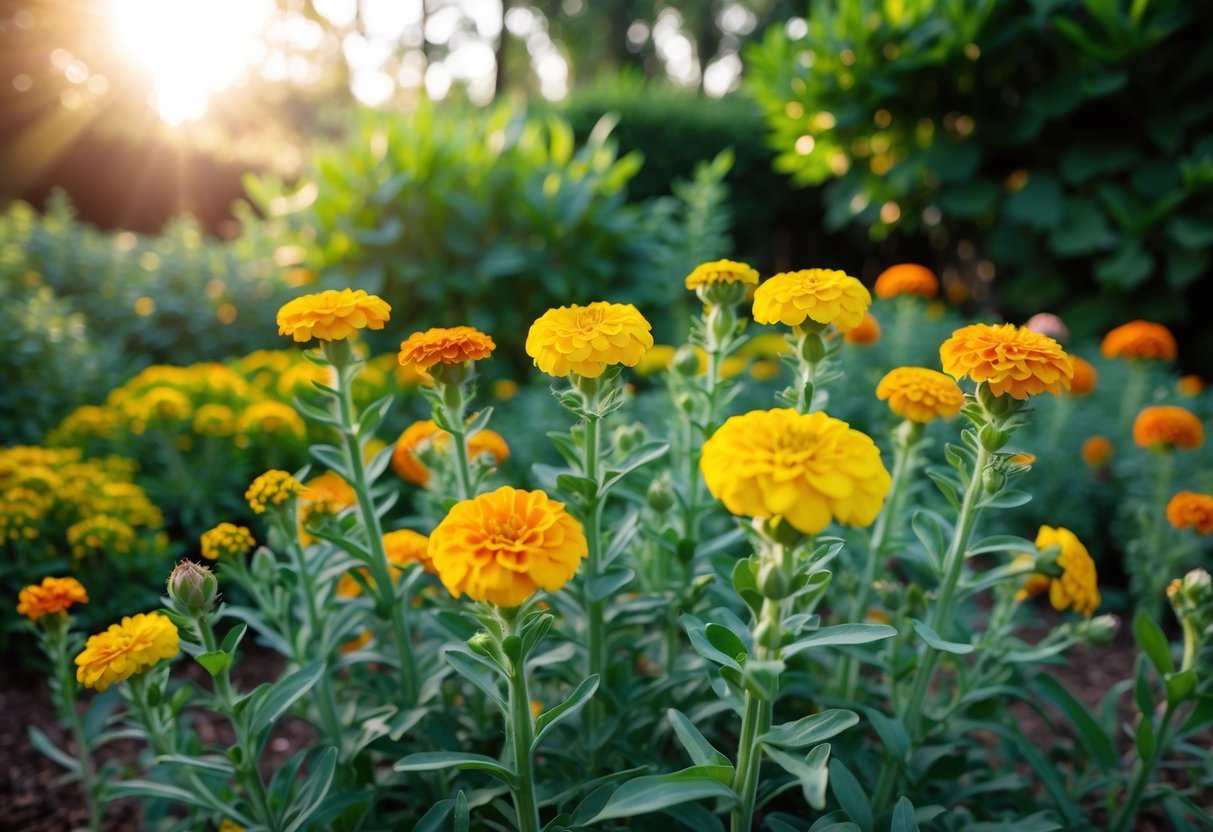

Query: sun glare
[110,0,274,125]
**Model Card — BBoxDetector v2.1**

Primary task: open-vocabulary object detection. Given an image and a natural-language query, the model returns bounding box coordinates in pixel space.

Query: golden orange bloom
[843,313,881,345]
[299,471,357,543]
[1178,375,1205,397]
[391,421,510,487]
[875,367,965,423]
[752,269,871,332]
[1082,436,1114,468]
[276,289,391,342]
[1068,357,1098,396]
[1133,405,1204,450]
[701,408,891,534]
[874,263,939,299]
[1010,452,1036,467]
[1100,320,1177,361]
[525,302,653,378]
[245,470,304,514]
[1035,526,1100,616]
[340,629,372,654]
[492,379,520,400]
[75,612,180,691]
[940,323,1073,399]
[17,577,88,621]
[684,259,760,290]
[1166,491,1213,535]
[428,486,588,607]
[384,528,434,574]
[397,326,496,372]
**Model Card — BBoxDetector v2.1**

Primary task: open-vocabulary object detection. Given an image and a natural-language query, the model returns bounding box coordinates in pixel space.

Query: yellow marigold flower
[874,263,939,299]
[75,612,180,691]
[1178,375,1205,397]
[428,486,588,607]
[684,259,760,290]
[739,333,791,359]
[1035,525,1100,616]
[752,269,871,332]
[1068,357,1098,396]
[843,313,881,345]
[275,361,330,399]
[1082,436,1114,468]
[237,401,306,441]
[875,367,965,423]
[750,360,781,381]
[17,577,88,621]
[492,379,519,400]
[68,515,136,559]
[940,323,1073,399]
[1101,320,1177,361]
[700,408,892,534]
[245,470,304,514]
[1166,491,1213,535]
[0,490,47,543]
[201,523,256,560]
[391,420,510,487]
[384,528,434,574]
[1013,554,1052,602]
[526,302,654,378]
[193,403,237,437]
[633,344,677,377]
[1133,405,1204,450]
[276,289,391,343]
[123,387,192,433]
[398,326,496,372]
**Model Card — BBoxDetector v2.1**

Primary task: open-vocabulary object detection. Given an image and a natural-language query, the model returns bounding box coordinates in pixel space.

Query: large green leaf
[760,709,859,749]
[585,768,737,824]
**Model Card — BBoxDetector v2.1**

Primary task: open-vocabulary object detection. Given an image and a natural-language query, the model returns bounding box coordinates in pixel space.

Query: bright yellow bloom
[1068,357,1098,396]
[526,302,654,378]
[875,367,965,423]
[384,528,434,574]
[398,326,496,372]
[245,470,304,514]
[700,408,891,534]
[391,421,510,487]
[276,289,391,342]
[751,269,871,332]
[843,313,881,345]
[17,577,88,621]
[123,387,192,433]
[428,486,588,607]
[1133,405,1204,450]
[684,259,760,290]
[633,345,677,377]
[299,471,357,544]
[192,403,237,437]
[75,612,180,691]
[1034,526,1100,616]
[940,323,1073,399]
[200,523,255,560]
[1082,436,1114,468]
[874,263,939,299]
[237,401,307,441]
[1178,375,1205,397]
[1166,492,1213,535]
[1101,320,1177,361]
[68,515,136,559]
[492,379,519,400]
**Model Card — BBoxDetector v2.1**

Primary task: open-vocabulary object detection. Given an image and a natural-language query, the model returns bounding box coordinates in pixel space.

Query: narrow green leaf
[667,709,731,768]
[1032,674,1116,771]
[783,624,897,656]
[912,619,975,655]
[891,796,920,832]
[764,744,831,810]
[1132,610,1175,676]
[760,710,859,749]
[585,567,635,602]
[827,759,872,830]
[534,675,599,748]
[394,752,515,785]
[28,726,82,774]
[586,771,737,823]
[195,650,232,677]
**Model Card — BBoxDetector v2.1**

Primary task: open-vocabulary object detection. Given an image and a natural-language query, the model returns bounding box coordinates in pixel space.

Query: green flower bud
[1084,614,1120,646]
[615,422,647,455]
[799,331,826,363]
[646,475,676,515]
[673,344,701,377]
[167,560,218,617]
[982,464,1007,495]
[756,559,791,600]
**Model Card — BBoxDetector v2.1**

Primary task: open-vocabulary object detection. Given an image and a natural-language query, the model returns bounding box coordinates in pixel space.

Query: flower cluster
[245,470,304,514]
[684,259,760,290]
[201,523,256,560]
[1166,492,1213,535]
[391,420,510,487]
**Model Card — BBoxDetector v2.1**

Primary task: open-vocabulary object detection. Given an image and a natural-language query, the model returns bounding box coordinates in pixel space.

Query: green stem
[1120,361,1148,429]
[583,411,606,753]
[730,593,782,832]
[1111,707,1175,832]
[1140,452,1174,617]
[48,620,100,832]
[507,631,542,832]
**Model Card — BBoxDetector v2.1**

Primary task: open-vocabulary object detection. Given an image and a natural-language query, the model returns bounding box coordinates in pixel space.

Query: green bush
[746,0,1213,350]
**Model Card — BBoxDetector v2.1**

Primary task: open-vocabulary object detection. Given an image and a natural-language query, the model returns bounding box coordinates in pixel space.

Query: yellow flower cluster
[67,515,137,560]
[236,401,307,441]
[75,612,180,691]
[526,302,654,378]
[876,367,965,423]
[200,523,256,560]
[752,269,871,332]
[277,289,391,342]
[17,576,89,621]
[245,470,304,514]
[941,323,1073,399]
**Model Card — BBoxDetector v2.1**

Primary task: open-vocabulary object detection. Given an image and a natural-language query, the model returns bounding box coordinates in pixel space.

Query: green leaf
[28,726,82,774]
[784,624,897,656]
[586,769,737,823]
[603,442,669,490]
[861,707,910,763]
[682,613,742,671]
[534,675,599,748]
[760,710,859,749]
[1094,241,1153,289]
[154,754,237,776]
[891,796,920,832]
[765,744,831,810]
[247,661,324,739]
[1165,669,1197,706]
[705,623,749,664]
[445,647,507,712]
[911,509,949,570]
[219,622,248,655]
[283,747,338,832]
[1032,674,1117,771]
[827,759,872,830]
[1168,215,1213,248]
[1132,610,1174,676]
[394,752,515,785]
[968,535,1036,556]
[667,709,731,768]
[110,779,228,812]
[1135,714,1156,759]
[1134,655,1154,714]
[195,650,232,677]
[585,567,635,602]
[912,619,975,655]
[1004,173,1064,230]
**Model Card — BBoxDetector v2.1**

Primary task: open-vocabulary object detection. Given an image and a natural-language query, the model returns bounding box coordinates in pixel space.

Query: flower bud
[646,475,676,515]
[708,304,738,344]
[698,281,748,309]
[799,332,826,363]
[614,423,647,456]
[1084,614,1120,646]
[167,560,218,617]
[982,464,1007,495]
[976,382,1026,421]
[756,559,791,600]
[673,345,701,377]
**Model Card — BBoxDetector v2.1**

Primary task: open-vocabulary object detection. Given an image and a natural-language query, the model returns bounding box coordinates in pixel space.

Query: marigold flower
[384,528,434,574]
[1178,375,1205,397]
[752,269,871,332]
[68,515,136,559]
[428,486,588,607]
[684,259,760,290]
[398,326,496,372]
[75,612,180,691]
[1082,436,1114,467]
[1013,554,1052,602]
[237,401,307,441]
[1035,526,1100,616]
[843,313,881,345]
[526,302,654,378]
[1068,357,1098,396]
[245,470,304,514]
[633,345,677,377]
[1166,492,1213,535]
[17,577,88,621]
[1101,320,1177,361]
[701,408,891,534]
[1133,405,1204,450]
[0,491,46,543]
[192,403,237,437]
[876,367,965,423]
[874,264,939,299]
[200,523,256,560]
[492,379,519,400]
[940,323,1073,399]
[391,420,510,487]
[276,289,391,342]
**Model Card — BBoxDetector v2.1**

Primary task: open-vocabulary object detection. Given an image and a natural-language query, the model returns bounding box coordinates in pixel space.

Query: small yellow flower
[397,326,496,372]
[200,523,256,560]
[384,528,434,574]
[1166,492,1213,535]
[874,264,939,299]
[492,379,520,400]
[1101,320,1177,361]
[1034,526,1100,616]
[526,302,654,378]
[245,470,304,514]
[752,269,871,332]
[875,367,965,423]
[276,289,391,342]
[237,401,307,441]
[1133,405,1204,450]
[684,259,760,290]
[193,403,237,437]
[75,612,180,691]
[843,313,881,345]
[940,323,1073,399]
[1082,436,1114,468]
[17,577,88,621]
[68,515,136,559]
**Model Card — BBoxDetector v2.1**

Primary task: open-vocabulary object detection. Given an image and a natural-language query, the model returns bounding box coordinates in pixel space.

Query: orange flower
[1101,321,1177,361]
[875,367,965,423]
[1178,375,1205,397]
[1068,357,1098,396]
[843,313,881,345]
[384,528,434,574]
[391,420,510,487]
[1133,406,1204,450]
[1082,436,1114,468]
[874,264,939,299]
[17,577,88,621]
[1166,492,1213,535]
[940,323,1073,399]
[398,326,496,372]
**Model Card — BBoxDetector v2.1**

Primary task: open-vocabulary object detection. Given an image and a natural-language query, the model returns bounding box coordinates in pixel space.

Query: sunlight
[110,0,274,125]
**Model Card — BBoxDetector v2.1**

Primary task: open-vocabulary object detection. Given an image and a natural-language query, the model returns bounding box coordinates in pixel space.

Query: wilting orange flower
[940,323,1073,399]
[844,313,881,345]
[875,367,965,423]
[1178,375,1205,397]
[398,326,496,372]
[752,269,871,332]
[428,486,588,607]
[1133,406,1204,450]
[391,420,510,487]
[1082,436,1114,467]
[276,289,391,342]
[17,577,88,621]
[685,259,760,290]
[526,302,653,378]
[1068,357,1098,396]
[1020,526,1100,616]
[75,612,180,691]
[384,528,434,574]
[1101,320,1177,361]
[874,264,939,299]
[1166,492,1213,535]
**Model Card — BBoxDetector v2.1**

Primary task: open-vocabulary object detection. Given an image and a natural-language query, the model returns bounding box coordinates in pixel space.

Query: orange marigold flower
[384,528,434,574]
[1166,491,1213,535]
[1133,405,1204,450]
[875,367,965,423]
[752,269,871,332]
[1100,320,1177,361]
[1068,357,1098,396]
[428,486,588,607]
[1178,375,1205,397]
[1082,436,1114,468]
[299,471,357,544]
[276,289,391,343]
[684,259,760,290]
[391,421,510,487]
[940,323,1073,399]
[398,326,496,372]
[843,313,881,345]
[526,302,653,378]
[75,612,180,691]
[17,576,88,621]
[874,263,939,299]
